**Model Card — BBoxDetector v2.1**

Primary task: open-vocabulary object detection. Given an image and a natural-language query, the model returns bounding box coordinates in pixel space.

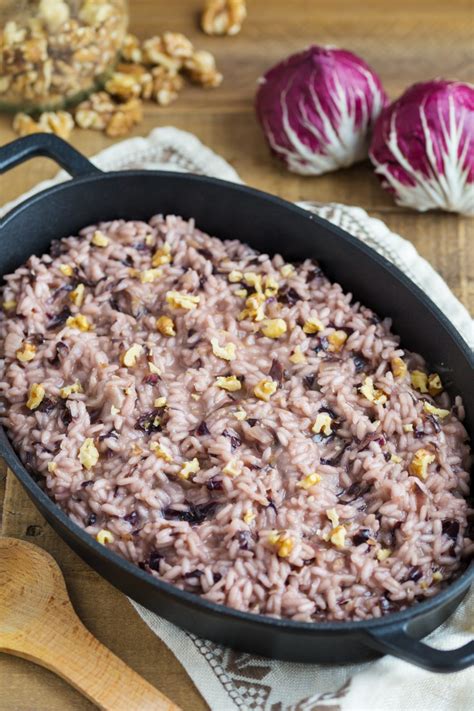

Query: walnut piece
[162,32,194,59]
[184,50,223,88]
[105,72,142,101]
[13,110,74,139]
[74,91,143,137]
[150,67,184,106]
[115,63,154,100]
[142,36,183,73]
[38,0,70,32]
[74,91,115,130]
[201,0,247,36]
[105,98,143,137]
[121,33,143,63]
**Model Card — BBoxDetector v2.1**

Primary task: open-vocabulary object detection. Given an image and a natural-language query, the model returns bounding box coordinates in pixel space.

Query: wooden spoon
[0,537,180,711]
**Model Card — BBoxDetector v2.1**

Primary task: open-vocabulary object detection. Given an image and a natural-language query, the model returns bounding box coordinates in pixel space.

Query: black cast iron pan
[0,134,473,672]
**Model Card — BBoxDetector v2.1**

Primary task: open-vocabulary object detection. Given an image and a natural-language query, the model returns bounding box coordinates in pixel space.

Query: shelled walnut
[201,0,247,36]
[13,110,74,139]
[74,91,142,136]
[184,51,223,88]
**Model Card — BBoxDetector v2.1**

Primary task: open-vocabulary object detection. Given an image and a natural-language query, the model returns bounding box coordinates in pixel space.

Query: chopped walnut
[329,526,346,549]
[105,99,143,138]
[74,91,115,130]
[75,92,143,137]
[327,330,348,352]
[115,63,154,100]
[423,402,450,419]
[222,458,242,477]
[66,314,92,331]
[16,343,37,363]
[69,283,85,307]
[38,0,71,32]
[139,268,162,284]
[215,376,242,392]
[121,343,143,368]
[75,108,108,131]
[411,370,429,393]
[79,0,113,27]
[91,230,109,247]
[162,32,194,59]
[296,472,321,490]
[210,337,236,361]
[428,373,443,396]
[166,291,200,310]
[26,383,45,410]
[151,243,172,266]
[276,536,294,558]
[254,379,277,402]
[303,317,324,334]
[243,510,256,524]
[142,36,183,73]
[260,319,287,339]
[3,21,27,46]
[410,448,435,480]
[184,50,223,88]
[105,72,142,101]
[150,441,173,463]
[79,437,99,470]
[312,412,333,436]
[12,113,39,137]
[289,346,306,364]
[179,458,200,480]
[0,76,12,94]
[150,66,184,106]
[41,110,75,138]
[201,0,247,36]
[121,33,143,63]
[13,110,74,139]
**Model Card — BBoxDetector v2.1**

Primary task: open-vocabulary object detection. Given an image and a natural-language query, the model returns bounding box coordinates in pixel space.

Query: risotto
[0,214,472,621]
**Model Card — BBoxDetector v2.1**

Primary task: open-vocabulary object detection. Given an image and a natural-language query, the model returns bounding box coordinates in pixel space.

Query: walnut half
[184,50,223,88]
[13,110,74,139]
[201,0,247,36]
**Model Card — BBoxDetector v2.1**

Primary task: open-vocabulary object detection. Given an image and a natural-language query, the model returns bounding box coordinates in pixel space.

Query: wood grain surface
[0,1,473,708]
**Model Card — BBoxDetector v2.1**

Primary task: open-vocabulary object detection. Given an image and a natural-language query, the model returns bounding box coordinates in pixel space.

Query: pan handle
[367,623,474,673]
[0,134,101,178]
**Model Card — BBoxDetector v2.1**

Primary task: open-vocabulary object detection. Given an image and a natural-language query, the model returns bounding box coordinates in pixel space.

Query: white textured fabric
[4,127,473,710]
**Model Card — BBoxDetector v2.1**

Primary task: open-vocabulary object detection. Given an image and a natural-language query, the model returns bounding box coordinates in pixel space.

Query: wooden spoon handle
[7,613,180,711]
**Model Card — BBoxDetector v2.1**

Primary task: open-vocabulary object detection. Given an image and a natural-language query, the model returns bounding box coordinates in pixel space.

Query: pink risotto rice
[0,214,472,621]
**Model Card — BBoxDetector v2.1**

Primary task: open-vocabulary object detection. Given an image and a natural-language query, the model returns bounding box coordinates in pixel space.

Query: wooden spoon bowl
[0,537,180,711]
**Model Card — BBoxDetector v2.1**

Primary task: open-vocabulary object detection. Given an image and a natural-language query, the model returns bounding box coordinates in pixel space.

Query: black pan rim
[1,168,472,635]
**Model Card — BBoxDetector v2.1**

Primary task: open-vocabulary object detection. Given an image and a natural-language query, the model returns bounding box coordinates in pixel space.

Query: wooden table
[1,1,472,708]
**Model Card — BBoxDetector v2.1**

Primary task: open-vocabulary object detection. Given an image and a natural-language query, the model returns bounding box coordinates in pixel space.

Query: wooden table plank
[1,1,472,708]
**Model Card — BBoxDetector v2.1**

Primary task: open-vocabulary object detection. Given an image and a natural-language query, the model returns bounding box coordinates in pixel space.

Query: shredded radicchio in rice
[163,502,218,525]
[269,358,284,385]
[0,214,471,623]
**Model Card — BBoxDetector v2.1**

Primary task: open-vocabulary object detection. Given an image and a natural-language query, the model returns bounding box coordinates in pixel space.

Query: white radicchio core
[255,45,387,176]
[370,80,474,215]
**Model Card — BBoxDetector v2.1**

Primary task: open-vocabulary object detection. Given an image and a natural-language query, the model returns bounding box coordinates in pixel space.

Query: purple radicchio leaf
[369,80,474,216]
[256,45,387,176]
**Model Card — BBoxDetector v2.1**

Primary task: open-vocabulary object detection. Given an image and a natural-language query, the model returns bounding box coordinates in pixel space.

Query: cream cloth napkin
[3,127,473,710]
